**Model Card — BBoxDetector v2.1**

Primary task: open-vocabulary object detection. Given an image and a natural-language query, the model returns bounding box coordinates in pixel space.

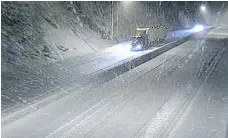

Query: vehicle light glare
[135,44,142,50]
[200,5,206,12]
[193,25,204,32]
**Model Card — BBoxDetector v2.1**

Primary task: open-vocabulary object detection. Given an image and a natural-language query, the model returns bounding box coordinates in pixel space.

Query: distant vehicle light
[200,5,206,12]
[193,25,204,32]
[131,44,142,51]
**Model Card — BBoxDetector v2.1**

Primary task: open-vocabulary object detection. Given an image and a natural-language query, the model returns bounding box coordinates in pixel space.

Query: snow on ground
[43,26,114,59]
[168,31,228,138]
[1,39,153,116]
[1,2,114,74]
[2,1,189,74]
[1,39,197,137]
[205,26,228,39]
[1,35,183,117]
[2,27,228,138]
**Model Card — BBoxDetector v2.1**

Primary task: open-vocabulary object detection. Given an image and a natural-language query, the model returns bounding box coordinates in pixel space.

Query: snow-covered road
[1,36,180,116]
[1,41,153,115]
[2,27,228,138]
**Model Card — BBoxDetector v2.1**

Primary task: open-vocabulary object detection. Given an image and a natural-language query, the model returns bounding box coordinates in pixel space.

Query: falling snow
[1,1,228,138]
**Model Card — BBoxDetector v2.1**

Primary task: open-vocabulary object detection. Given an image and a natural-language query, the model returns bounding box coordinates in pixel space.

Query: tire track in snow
[133,51,199,138]
[137,39,227,138]
[76,47,196,137]
[44,44,194,138]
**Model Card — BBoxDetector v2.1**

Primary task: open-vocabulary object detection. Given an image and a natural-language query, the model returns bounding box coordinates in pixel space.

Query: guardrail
[88,36,192,86]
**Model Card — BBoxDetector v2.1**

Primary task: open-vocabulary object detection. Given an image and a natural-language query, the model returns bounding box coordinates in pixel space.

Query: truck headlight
[135,44,142,50]
[193,25,204,32]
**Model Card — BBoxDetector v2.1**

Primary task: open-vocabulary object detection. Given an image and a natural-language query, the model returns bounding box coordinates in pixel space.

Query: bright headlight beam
[135,44,142,50]
[193,25,204,32]
[200,5,206,12]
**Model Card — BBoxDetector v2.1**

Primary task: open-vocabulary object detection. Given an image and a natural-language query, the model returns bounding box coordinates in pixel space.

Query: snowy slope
[1,1,185,73]
[1,2,114,73]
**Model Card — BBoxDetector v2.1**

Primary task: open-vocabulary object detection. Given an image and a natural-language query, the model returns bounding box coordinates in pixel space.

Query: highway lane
[2,27,228,138]
[2,36,181,116]
[1,41,154,115]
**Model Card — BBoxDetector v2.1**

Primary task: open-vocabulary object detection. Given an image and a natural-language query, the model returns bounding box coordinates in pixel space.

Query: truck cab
[131,28,150,51]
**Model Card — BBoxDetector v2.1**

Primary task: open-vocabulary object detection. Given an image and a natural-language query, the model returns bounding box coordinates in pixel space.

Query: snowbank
[1,2,114,73]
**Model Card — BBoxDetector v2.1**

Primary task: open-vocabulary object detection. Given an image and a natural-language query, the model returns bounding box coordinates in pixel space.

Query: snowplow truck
[131,26,166,51]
